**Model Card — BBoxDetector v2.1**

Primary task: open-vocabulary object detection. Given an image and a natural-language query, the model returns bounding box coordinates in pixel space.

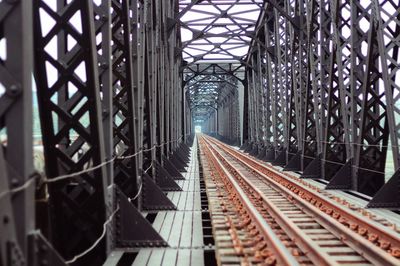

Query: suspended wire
[143,162,153,174]
[0,135,188,264]
[131,182,143,202]
[65,205,120,264]
[286,151,388,175]
[257,136,399,175]
[0,176,38,201]
[270,137,400,149]
[44,157,117,184]
[0,135,185,200]
[300,138,399,148]
[129,161,153,202]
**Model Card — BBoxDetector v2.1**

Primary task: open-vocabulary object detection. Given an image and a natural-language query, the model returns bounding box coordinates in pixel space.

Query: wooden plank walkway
[131,140,205,266]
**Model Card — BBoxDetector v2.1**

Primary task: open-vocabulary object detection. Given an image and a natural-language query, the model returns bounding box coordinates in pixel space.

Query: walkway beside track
[130,139,206,266]
[104,139,209,265]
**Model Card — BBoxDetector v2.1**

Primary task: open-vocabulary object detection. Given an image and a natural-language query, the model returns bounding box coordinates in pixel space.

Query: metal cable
[0,133,192,266]
[65,205,120,264]
[0,135,185,200]
[286,151,388,175]
[263,137,400,149]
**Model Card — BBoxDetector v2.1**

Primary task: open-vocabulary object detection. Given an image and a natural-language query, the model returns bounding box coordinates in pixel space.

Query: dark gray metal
[0,0,35,262]
[179,0,263,66]
[141,173,177,211]
[27,232,67,266]
[0,144,25,266]
[33,0,108,263]
[326,161,353,190]
[283,152,302,172]
[163,155,185,180]
[5,1,400,265]
[302,155,322,179]
[114,186,168,248]
[111,0,140,202]
[95,0,113,186]
[367,0,400,207]
[153,160,182,192]
[196,0,400,206]
[367,170,400,209]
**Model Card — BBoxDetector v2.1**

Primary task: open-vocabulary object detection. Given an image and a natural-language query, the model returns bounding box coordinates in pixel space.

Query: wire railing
[0,134,190,264]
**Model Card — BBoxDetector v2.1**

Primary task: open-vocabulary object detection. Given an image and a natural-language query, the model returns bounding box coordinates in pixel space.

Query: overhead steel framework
[1,0,400,265]
[180,0,262,140]
[202,0,400,209]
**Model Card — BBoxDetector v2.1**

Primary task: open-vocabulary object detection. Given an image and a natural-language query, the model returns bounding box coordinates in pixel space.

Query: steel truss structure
[184,63,244,144]
[1,0,191,265]
[180,0,262,145]
[2,0,400,265]
[234,0,400,208]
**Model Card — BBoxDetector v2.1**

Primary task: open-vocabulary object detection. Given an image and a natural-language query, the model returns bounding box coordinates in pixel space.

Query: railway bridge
[1,0,400,265]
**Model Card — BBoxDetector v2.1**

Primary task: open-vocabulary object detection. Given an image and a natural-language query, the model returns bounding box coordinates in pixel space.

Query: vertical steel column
[325,0,354,189]
[262,21,273,148]
[368,0,400,207]
[0,0,34,262]
[354,15,388,196]
[142,0,154,172]
[263,8,277,157]
[94,0,113,185]
[111,0,140,201]
[350,1,388,196]
[286,1,301,160]
[132,0,144,177]
[322,0,347,181]
[301,0,319,170]
[33,0,108,262]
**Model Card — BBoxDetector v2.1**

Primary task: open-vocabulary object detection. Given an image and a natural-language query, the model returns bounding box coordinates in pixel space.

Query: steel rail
[204,135,400,265]
[199,137,300,266]
[202,137,342,266]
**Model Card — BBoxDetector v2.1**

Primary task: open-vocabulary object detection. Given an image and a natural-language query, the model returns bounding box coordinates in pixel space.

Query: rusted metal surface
[199,138,299,266]
[199,135,400,265]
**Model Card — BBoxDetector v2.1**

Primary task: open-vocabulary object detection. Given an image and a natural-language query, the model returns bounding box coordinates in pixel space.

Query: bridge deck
[133,141,205,266]
[105,141,206,266]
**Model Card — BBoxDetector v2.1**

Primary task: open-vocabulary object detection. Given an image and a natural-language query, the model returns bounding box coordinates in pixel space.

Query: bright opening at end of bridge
[195,125,202,133]
[180,0,263,144]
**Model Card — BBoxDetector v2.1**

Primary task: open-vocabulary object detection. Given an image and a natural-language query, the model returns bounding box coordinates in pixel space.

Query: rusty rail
[200,135,400,265]
[199,137,300,265]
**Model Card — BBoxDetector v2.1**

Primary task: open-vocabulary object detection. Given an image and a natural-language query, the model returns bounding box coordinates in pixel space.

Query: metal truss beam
[242,0,400,207]
[33,0,108,263]
[0,0,189,264]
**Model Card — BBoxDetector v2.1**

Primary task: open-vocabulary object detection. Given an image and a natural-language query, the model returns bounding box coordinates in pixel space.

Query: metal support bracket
[28,232,66,266]
[170,154,187,172]
[142,173,177,211]
[244,142,253,153]
[367,169,400,209]
[163,155,185,180]
[301,154,322,178]
[115,187,168,248]
[240,141,249,150]
[180,142,191,154]
[249,143,259,156]
[264,147,276,162]
[272,149,287,166]
[256,146,267,160]
[154,160,182,191]
[175,146,190,164]
[170,149,188,171]
[326,161,352,190]
[283,151,302,171]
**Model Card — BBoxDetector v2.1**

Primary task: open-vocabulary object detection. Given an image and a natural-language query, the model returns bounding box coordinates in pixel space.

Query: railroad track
[199,135,400,266]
